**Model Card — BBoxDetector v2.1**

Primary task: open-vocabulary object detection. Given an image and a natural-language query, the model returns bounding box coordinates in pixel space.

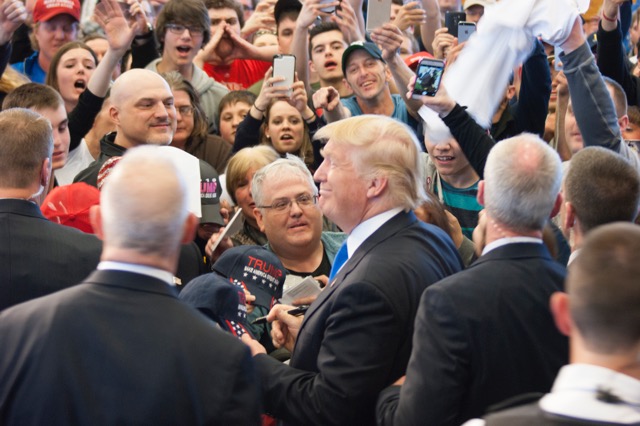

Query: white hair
[251,156,317,208]
[483,133,561,232]
[100,145,189,256]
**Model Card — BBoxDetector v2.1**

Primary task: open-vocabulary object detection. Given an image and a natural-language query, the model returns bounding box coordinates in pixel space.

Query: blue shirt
[12,51,46,84]
[341,94,421,138]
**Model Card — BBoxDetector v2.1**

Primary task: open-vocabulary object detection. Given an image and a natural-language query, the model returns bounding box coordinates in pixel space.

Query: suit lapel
[299,211,416,329]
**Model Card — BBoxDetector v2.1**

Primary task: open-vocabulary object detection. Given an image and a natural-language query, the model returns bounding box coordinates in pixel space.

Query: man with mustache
[74,68,177,187]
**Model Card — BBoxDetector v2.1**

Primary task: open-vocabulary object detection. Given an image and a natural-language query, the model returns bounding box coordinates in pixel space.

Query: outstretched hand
[94,0,139,54]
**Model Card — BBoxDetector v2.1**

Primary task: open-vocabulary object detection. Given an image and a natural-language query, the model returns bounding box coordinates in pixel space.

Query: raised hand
[94,0,139,54]
[0,0,26,45]
[392,1,426,32]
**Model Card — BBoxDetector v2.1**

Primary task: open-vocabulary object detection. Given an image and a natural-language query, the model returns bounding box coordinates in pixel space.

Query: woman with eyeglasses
[162,71,232,173]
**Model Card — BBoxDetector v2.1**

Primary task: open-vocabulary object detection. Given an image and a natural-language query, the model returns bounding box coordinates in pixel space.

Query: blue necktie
[329,242,348,282]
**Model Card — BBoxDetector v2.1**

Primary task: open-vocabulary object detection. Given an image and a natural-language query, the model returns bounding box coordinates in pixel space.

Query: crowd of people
[1,0,640,424]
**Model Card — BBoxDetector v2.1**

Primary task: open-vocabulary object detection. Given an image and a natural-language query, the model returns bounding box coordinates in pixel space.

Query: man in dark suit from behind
[377,133,569,426]
[0,108,101,312]
[243,115,463,426]
[475,223,640,425]
[0,145,261,425]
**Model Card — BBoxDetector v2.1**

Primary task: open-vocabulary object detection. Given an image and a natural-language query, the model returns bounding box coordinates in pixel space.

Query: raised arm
[371,23,423,119]
[418,0,441,55]
[596,0,640,106]
[513,38,551,138]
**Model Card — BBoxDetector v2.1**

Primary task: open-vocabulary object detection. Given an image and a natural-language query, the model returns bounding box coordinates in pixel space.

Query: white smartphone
[272,54,296,97]
[457,21,476,43]
[366,0,392,32]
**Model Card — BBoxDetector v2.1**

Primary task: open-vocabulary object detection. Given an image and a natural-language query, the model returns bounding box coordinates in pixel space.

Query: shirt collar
[347,207,403,258]
[482,236,543,256]
[97,261,175,287]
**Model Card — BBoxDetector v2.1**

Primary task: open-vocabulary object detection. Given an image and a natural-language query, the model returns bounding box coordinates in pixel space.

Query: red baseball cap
[32,0,81,23]
[404,51,435,71]
[42,182,101,234]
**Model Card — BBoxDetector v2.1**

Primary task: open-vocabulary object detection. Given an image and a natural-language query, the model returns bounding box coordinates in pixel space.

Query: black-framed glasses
[177,105,194,116]
[166,23,204,36]
[257,194,318,212]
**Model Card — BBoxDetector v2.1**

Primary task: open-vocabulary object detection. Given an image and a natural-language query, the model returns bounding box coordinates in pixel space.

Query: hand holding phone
[412,58,445,98]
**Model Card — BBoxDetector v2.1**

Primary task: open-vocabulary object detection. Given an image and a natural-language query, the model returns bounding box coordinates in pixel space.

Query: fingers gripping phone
[273,54,296,97]
[457,21,476,43]
[412,58,445,98]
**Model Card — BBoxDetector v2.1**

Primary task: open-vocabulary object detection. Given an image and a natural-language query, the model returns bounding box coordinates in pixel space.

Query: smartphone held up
[272,54,296,97]
[412,58,445,98]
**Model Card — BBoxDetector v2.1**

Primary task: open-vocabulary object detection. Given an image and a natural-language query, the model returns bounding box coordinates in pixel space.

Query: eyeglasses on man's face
[166,23,204,37]
[257,193,318,212]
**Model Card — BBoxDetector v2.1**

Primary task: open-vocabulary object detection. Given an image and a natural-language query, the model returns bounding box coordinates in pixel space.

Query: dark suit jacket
[0,199,102,312]
[254,211,463,426]
[0,269,261,426]
[377,243,569,426]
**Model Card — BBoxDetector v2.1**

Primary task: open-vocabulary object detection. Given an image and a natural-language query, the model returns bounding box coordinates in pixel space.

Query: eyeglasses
[177,105,194,116]
[257,194,318,212]
[166,23,204,37]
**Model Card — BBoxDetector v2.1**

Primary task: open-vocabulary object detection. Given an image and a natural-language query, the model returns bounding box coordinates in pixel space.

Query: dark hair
[162,71,208,148]
[45,41,98,93]
[308,22,342,56]
[218,90,256,126]
[569,223,640,353]
[565,146,640,233]
[3,82,64,111]
[156,0,212,51]
[204,0,245,28]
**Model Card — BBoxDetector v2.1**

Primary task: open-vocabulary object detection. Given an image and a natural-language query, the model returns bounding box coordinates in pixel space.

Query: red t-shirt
[203,59,271,91]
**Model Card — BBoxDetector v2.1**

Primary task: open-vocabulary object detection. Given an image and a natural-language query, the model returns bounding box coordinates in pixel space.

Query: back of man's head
[2,83,64,111]
[483,133,562,232]
[568,223,640,354]
[565,147,640,234]
[0,108,52,189]
[100,146,189,258]
[314,115,426,210]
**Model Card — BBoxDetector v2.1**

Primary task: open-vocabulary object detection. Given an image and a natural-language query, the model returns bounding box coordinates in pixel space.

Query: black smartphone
[444,11,465,38]
[457,21,476,43]
[412,58,445,98]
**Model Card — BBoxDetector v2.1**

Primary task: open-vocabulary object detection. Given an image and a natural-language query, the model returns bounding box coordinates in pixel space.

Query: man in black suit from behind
[377,133,569,426]
[243,115,463,425]
[0,145,261,425]
[0,108,101,311]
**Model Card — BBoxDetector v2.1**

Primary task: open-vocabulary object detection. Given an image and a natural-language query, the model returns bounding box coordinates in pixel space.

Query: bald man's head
[109,69,177,149]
